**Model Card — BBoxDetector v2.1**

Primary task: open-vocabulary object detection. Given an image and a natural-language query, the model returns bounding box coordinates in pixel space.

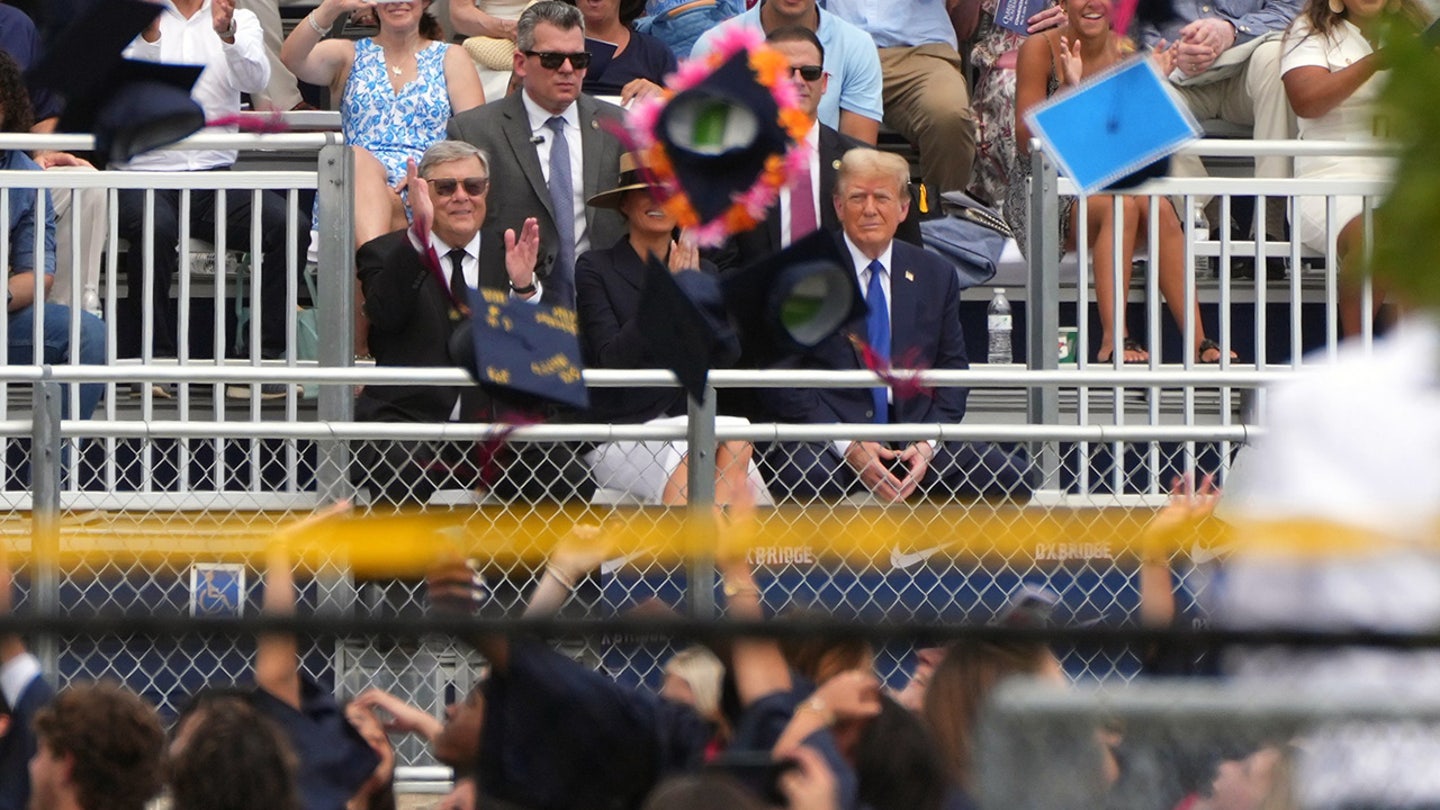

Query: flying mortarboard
[636,257,740,404]
[29,0,207,163]
[721,229,866,365]
[455,288,590,412]
[623,27,810,246]
[1023,56,1199,195]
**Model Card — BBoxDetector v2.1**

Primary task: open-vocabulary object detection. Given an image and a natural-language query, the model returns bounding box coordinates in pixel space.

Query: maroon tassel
[850,335,935,402]
[206,111,291,134]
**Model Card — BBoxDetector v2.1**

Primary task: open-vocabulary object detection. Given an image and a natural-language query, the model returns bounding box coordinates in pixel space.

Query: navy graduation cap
[28,0,206,163]
[636,255,740,404]
[1023,56,1199,195]
[457,288,590,412]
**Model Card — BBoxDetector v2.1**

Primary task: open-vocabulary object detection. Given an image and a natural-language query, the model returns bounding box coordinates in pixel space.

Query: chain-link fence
[0,133,1385,790]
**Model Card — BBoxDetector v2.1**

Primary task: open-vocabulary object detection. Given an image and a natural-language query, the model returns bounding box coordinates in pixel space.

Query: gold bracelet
[307,13,329,37]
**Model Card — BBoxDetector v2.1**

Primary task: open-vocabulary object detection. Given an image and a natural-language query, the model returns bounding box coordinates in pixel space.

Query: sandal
[1097,337,1148,364]
[1196,339,1237,363]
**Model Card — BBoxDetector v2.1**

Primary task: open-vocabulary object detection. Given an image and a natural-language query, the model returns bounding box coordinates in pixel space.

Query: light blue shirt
[691,5,885,128]
[818,0,958,50]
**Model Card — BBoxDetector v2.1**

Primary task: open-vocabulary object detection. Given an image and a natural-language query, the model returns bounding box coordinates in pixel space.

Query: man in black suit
[759,148,1034,503]
[355,140,544,505]
[446,0,626,308]
[712,26,922,273]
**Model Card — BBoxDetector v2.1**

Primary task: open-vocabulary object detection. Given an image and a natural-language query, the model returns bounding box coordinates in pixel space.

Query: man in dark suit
[446,0,625,308]
[759,148,1034,503]
[713,26,922,273]
[355,140,545,505]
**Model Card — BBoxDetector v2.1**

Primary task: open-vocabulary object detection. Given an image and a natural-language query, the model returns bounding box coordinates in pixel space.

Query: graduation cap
[28,0,206,163]
[636,257,740,403]
[451,288,590,412]
[721,229,865,366]
[1023,56,1199,195]
[655,49,791,225]
[622,28,810,246]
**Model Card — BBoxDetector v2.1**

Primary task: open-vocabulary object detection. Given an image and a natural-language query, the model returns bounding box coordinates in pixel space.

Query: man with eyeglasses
[715,26,920,272]
[691,0,883,145]
[353,139,543,506]
[447,0,625,310]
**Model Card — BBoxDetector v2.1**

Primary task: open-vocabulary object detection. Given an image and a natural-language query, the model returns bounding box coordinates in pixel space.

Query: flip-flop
[1097,337,1147,363]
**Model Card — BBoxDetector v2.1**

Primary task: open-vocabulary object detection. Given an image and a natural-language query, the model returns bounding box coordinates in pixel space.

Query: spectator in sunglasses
[352,140,543,506]
[448,0,626,311]
[711,26,921,274]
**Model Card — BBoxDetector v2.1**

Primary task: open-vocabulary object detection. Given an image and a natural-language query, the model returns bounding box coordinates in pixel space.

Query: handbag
[918,189,1013,291]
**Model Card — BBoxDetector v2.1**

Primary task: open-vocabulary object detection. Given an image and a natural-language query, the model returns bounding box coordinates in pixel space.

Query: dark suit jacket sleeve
[358,231,430,335]
[929,256,969,424]
[575,248,649,368]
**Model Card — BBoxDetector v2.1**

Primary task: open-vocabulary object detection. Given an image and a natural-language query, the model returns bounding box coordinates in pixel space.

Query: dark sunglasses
[788,64,824,82]
[431,176,489,197]
[525,50,592,70]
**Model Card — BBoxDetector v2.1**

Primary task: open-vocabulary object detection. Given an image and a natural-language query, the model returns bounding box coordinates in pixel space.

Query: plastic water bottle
[987,288,1013,364]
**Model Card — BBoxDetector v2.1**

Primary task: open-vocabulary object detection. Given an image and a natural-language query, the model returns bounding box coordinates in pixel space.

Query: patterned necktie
[865,259,890,424]
[447,248,468,312]
[788,155,816,244]
[545,115,576,299]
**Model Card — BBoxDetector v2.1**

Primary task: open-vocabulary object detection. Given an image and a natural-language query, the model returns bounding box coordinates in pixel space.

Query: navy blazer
[711,124,925,273]
[575,237,721,424]
[759,234,969,427]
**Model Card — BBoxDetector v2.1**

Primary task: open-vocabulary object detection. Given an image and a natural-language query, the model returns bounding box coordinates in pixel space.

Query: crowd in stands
[0,0,1428,494]
[0,488,1307,810]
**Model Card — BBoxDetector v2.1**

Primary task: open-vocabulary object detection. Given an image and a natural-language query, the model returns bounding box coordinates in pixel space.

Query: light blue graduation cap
[1024,56,1199,195]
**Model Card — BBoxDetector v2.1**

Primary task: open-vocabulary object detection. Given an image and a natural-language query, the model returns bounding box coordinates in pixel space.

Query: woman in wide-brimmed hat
[574,152,771,506]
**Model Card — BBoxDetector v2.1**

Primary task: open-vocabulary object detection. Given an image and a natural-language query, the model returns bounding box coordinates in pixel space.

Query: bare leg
[1335,216,1381,339]
[1143,199,1221,360]
[352,148,407,357]
[662,454,690,506]
[715,441,755,506]
[1082,195,1145,362]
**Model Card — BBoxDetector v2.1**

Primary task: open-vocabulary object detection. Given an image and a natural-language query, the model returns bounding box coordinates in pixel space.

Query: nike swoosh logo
[890,545,944,570]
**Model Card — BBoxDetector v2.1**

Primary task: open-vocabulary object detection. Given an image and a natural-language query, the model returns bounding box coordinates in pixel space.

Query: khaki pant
[47,166,107,315]
[1169,39,1296,181]
[878,43,977,194]
[236,0,304,110]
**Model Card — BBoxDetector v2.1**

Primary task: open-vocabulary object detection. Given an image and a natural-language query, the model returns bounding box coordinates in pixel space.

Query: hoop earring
[1328,0,1344,14]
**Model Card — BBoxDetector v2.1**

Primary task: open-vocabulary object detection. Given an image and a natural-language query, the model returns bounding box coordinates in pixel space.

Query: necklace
[391,63,403,76]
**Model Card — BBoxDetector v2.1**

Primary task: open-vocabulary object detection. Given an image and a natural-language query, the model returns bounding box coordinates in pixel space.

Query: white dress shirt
[120,1,270,171]
[520,92,590,256]
[0,651,42,708]
[778,122,822,249]
[407,227,543,303]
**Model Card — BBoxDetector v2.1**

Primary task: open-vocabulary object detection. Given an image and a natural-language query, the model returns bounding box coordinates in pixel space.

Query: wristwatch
[219,19,237,39]
[509,278,537,295]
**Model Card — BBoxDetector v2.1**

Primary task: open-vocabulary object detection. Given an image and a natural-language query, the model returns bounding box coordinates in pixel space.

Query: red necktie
[788,156,817,244]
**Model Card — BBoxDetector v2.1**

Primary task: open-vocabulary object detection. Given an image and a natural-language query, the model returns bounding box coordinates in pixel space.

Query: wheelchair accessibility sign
[190,564,246,617]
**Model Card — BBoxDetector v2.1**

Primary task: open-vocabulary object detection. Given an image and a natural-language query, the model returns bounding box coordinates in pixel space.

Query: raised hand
[1058,35,1085,86]
[1026,3,1068,33]
[404,158,434,247]
[667,233,700,275]
[212,0,236,37]
[504,217,541,295]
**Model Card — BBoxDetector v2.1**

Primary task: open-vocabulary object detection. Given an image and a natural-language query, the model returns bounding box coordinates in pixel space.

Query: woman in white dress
[1281,0,1429,335]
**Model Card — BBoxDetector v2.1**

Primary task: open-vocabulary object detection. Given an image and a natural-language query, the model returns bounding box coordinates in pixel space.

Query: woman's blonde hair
[664,645,725,720]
